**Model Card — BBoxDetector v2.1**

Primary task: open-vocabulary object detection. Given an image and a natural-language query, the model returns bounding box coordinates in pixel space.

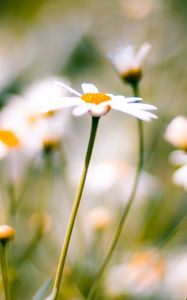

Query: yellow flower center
[0,130,20,148]
[81,93,111,105]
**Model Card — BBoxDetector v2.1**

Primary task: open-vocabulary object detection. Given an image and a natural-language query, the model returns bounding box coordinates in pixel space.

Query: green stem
[86,83,144,300]
[60,140,85,255]
[0,242,12,300]
[132,83,144,169]
[51,117,100,300]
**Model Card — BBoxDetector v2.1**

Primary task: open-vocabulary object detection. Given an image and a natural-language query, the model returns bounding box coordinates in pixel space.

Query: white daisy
[48,82,157,121]
[164,251,187,299]
[106,249,165,297]
[164,116,187,150]
[109,43,151,82]
[169,150,187,191]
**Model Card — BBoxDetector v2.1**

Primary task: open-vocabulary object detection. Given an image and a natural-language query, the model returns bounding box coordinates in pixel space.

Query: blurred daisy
[169,150,187,191]
[0,78,70,182]
[0,77,70,156]
[50,82,157,121]
[69,159,160,206]
[164,116,187,150]
[165,116,187,191]
[164,251,187,299]
[86,206,112,232]
[24,77,69,115]
[107,249,165,297]
[109,43,151,84]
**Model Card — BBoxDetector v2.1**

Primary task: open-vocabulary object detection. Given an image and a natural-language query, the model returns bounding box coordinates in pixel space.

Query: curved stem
[0,242,12,300]
[51,117,100,300]
[87,84,144,300]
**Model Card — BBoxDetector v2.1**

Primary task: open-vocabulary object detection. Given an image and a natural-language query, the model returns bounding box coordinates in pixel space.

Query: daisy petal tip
[81,83,99,94]
[54,80,62,86]
[147,105,158,111]
[149,115,158,121]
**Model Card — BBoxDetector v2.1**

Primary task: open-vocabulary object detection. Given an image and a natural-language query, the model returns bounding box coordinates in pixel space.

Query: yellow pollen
[81,93,111,105]
[0,130,20,148]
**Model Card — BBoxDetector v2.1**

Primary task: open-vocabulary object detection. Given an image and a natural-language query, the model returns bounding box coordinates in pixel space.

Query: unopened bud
[0,225,16,242]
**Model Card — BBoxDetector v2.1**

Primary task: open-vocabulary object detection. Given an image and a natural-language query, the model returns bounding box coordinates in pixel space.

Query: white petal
[111,102,157,121]
[126,103,157,111]
[169,150,187,166]
[38,97,82,113]
[81,83,99,94]
[135,43,151,67]
[110,95,142,104]
[172,164,187,190]
[125,97,142,103]
[55,81,81,96]
[0,142,8,159]
[109,46,135,73]
[73,105,89,116]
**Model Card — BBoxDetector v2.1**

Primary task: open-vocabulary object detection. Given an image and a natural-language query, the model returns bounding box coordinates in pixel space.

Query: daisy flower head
[109,43,151,84]
[107,248,165,297]
[169,150,187,191]
[164,251,187,300]
[53,82,157,121]
[164,116,187,150]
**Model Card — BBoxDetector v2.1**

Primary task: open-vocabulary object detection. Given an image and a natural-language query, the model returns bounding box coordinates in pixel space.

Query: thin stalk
[60,140,85,254]
[87,83,143,300]
[51,117,100,300]
[0,242,12,300]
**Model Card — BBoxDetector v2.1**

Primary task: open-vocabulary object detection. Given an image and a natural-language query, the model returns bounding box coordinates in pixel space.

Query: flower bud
[0,225,16,242]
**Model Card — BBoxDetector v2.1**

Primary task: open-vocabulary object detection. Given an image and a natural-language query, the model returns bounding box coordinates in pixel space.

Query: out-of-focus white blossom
[165,116,187,150]
[86,206,112,231]
[24,77,69,115]
[69,160,160,206]
[169,150,187,191]
[0,77,70,183]
[164,251,187,299]
[109,43,151,83]
[107,249,165,297]
[165,116,187,191]
[0,77,70,158]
